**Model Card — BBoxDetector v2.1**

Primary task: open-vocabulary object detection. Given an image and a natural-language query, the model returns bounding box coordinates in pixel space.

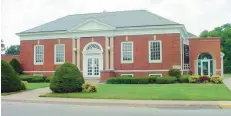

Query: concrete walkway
[224,77,231,91]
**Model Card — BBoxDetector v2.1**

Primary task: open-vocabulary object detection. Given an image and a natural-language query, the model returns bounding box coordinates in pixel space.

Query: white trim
[109,36,114,70]
[114,70,169,72]
[69,18,115,31]
[34,45,44,65]
[24,71,55,73]
[148,74,163,77]
[82,42,103,52]
[120,74,134,77]
[54,44,65,64]
[148,40,162,63]
[121,41,134,63]
[18,25,187,40]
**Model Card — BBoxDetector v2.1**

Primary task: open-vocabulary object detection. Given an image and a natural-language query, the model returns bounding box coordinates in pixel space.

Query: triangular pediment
[69,19,115,31]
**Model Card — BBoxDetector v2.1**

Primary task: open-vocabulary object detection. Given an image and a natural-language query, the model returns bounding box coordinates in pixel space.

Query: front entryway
[82,42,103,78]
[197,53,214,76]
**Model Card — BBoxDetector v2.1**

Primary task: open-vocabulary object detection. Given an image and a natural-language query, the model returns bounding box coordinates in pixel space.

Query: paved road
[2,101,231,116]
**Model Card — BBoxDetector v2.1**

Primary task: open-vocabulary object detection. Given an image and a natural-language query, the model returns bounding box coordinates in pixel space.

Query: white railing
[184,64,190,69]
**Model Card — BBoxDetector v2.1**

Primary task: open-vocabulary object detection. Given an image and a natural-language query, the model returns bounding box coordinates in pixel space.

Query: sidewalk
[2,87,231,109]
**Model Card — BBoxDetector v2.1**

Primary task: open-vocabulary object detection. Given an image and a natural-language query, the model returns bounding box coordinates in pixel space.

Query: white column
[72,38,76,64]
[76,38,81,69]
[180,36,183,75]
[221,55,224,78]
[105,37,109,70]
[109,37,114,70]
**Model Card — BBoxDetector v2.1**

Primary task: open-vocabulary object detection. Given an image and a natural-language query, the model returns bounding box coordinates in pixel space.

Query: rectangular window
[121,42,133,63]
[148,74,162,77]
[120,74,134,77]
[34,45,44,65]
[149,40,162,63]
[55,44,65,64]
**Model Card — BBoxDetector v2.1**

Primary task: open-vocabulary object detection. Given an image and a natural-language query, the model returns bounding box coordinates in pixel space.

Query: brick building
[17,10,224,81]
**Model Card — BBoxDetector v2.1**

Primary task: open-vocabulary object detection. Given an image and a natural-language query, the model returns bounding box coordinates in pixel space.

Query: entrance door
[87,57,100,77]
[201,60,210,76]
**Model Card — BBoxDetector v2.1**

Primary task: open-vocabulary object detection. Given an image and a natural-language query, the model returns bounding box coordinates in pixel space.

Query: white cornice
[18,25,188,40]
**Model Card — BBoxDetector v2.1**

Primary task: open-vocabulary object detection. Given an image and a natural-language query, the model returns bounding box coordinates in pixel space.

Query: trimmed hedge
[1,60,23,92]
[178,75,190,83]
[50,62,85,93]
[106,77,149,84]
[155,76,177,84]
[168,68,181,78]
[9,58,23,74]
[188,75,200,83]
[19,75,46,83]
[210,75,222,84]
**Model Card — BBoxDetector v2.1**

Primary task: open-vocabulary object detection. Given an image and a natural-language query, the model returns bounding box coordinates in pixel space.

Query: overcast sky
[1,0,231,47]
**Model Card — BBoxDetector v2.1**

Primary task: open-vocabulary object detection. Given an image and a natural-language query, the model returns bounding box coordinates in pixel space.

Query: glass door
[201,60,210,76]
[87,57,100,77]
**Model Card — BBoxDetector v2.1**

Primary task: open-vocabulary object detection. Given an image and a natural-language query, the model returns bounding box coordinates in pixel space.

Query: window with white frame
[121,42,133,63]
[149,40,162,63]
[148,74,162,77]
[34,45,44,64]
[55,44,65,64]
[120,74,134,77]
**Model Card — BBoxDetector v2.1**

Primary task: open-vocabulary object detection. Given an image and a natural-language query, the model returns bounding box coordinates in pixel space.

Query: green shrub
[148,76,158,83]
[188,75,200,83]
[210,75,222,84]
[9,58,23,74]
[1,60,22,92]
[45,77,53,83]
[20,81,26,90]
[168,68,181,78]
[106,76,149,84]
[178,75,190,83]
[82,83,91,92]
[87,85,97,92]
[50,62,85,93]
[19,75,46,82]
[155,76,177,84]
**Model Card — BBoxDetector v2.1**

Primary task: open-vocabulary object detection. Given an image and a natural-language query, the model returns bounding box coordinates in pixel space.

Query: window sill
[34,63,44,65]
[121,61,133,64]
[149,60,162,63]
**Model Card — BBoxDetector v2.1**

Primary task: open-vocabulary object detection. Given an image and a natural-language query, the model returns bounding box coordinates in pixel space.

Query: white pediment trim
[69,18,115,32]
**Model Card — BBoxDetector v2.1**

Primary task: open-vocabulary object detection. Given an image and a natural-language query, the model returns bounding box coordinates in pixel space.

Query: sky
[1,0,231,47]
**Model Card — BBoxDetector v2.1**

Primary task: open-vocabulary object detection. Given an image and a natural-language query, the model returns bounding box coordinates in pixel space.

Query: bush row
[106,76,177,84]
[19,75,52,83]
[106,75,223,84]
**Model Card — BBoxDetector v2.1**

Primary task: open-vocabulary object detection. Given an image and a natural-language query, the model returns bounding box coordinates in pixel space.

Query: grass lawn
[224,74,231,79]
[41,84,231,101]
[1,83,50,96]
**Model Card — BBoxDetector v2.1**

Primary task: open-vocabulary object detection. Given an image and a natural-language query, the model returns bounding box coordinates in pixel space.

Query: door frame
[83,54,103,78]
[200,59,210,76]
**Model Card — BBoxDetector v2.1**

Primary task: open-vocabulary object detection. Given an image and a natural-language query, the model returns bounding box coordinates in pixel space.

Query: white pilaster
[221,53,225,78]
[76,38,81,69]
[105,37,109,70]
[72,38,76,64]
[109,37,114,70]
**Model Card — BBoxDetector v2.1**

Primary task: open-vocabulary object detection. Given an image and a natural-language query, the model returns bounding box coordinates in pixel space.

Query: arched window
[198,53,212,60]
[85,43,101,51]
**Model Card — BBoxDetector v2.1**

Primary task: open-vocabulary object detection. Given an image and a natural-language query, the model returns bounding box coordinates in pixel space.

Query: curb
[219,104,231,109]
[2,99,222,109]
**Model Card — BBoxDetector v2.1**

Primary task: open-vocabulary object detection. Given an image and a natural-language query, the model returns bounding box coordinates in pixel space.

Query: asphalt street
[2,101,231,116]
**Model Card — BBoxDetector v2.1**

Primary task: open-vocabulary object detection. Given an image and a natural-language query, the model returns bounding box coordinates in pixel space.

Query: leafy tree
[199,23,231,73]
[1,60,23,92]
[5,45,20,55]
[9,58,23,74]
[50,62,85,93]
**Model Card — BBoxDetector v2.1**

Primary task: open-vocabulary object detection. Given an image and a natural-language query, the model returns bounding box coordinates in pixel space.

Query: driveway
[224,78,231,91]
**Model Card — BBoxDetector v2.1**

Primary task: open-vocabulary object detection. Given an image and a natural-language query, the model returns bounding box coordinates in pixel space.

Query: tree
[1,60,23,92]
[50,62,85,93]
[199,23,231,73]
[9,58,23,74]
[5,45,20,55]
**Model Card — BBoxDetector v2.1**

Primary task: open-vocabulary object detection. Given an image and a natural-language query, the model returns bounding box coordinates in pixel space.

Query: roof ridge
[67,9,147,17]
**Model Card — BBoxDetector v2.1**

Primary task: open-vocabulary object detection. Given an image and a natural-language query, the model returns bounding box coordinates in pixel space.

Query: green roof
[19,10,180,34]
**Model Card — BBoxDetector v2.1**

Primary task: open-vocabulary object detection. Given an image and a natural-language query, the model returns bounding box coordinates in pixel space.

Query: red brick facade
[19,34,222,81]
[1,54,20,62]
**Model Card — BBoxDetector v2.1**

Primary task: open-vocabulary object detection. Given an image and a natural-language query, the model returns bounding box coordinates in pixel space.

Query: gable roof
[19,10,180,34]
